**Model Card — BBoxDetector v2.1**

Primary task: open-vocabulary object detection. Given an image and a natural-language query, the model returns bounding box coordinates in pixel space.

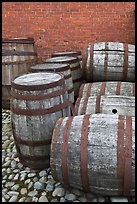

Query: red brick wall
[2,2,135,63]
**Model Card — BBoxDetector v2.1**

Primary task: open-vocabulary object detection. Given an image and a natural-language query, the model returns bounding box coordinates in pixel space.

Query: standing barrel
[51,51,83,69]
[11,72,72,170]
[78,81,135,98]
[29,63,74,103]
[75,95,135,116]
[50,114,135,196]
[83,42,135,82]
[43,56,83,99]
[2,37,37,110]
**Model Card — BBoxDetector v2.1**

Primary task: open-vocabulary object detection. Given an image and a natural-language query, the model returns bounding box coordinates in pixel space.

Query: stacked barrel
[50,42,135,196]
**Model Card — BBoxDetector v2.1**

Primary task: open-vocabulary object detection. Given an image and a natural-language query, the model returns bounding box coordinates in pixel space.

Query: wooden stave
[50,114,135,196]
[11,72,71,170]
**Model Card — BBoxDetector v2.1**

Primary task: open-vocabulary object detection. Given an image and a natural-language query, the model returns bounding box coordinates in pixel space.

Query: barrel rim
[30,63,70,72]
[43,56,79,64]
[2,37,35,44]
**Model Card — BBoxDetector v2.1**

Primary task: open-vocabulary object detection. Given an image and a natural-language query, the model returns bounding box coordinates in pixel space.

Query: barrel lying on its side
[50,114,135,196]
[83,42,135,82]
[75,95,135,116]
[11,72,72,170]
[78,81,135,98]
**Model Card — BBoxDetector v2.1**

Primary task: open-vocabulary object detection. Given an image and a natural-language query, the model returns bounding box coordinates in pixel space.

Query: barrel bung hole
[112,109,117,114]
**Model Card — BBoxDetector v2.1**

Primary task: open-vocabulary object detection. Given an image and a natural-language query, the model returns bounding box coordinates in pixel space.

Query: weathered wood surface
[29,63,74,103]
[84,42,135,82]
[11,72,71,170]
[50,114,135,196]
[75,95,135,116]
[2,38,37,109]
[51,51,83,69]
[43,56,83,98]
[78,82,135,98]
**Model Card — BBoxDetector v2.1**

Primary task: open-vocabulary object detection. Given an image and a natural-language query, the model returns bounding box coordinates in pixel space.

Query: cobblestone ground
[2,109,135,202]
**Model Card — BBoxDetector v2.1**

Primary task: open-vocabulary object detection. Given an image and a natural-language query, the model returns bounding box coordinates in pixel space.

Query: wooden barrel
[50,114,135,196]
[79,81,135,98]
[43,56,83,99]
[2,37,37,110]
[83,42,135,82]
[29,63,74,103]
[75,95,135,116]
[10,72,73,170]
[51,51,83,69]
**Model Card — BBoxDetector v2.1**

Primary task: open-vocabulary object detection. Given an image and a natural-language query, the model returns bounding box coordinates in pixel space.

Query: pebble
[28,181,33,189]
[20,188,27,195]
[8,195,18,202]
[110,197,128,202]
[28,190,38,197]
[39,170,47,177]
[52,187,65,197]
[65,193,77,201]
[45,183,54,192]
[38,195,49,202]
[18,197,26,202]
[28,173,36,178]
[34,181,45,190]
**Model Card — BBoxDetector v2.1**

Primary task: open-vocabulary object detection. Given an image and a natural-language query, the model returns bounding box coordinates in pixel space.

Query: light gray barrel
[29,63,74,103]
[75,95,135,116]
[2,37,37,110]
[50,114,135,196]
[83,42,135,82]
[78,81,135,98]
[51,51,82,69]
[10,72,72,170]
[43,56,83,99]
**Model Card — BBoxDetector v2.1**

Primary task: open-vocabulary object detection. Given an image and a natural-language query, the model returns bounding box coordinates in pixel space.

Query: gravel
[2,109,135,202]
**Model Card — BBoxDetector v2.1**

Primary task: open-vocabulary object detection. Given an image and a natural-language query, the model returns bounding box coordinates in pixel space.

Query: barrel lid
[44,56,78,63]
[30,63,70,72]
[11,72,65,90]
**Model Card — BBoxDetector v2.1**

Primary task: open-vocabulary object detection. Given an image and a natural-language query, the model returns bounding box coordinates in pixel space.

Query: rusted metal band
[132,83,135,96]
[2,49,37,56]
[11,77,65,91]
[117,115,125,194]
[75,98,81,115]
[2,37,34,44]
[100,82,106,95]
[17,151,50,161]
[90,43,94,81]
[18,157,50,170]
[78,84,84,97]
[116,82,121,95]
[82,45,88,80]
[73,77,83,83]
[45,58,79,64]
[123,116,132,196]
[123,43,128,81]
[10,88,68,100]
[64,74,72,80]
[11,100,70,116]
[14,134,51,146]
[67,87,74,94]
[2,59,36,65]
[95,95,101,113]
[29,64,70,73]
[50,118,64,181]
[52,51,81,58]
[104,42,108,81]
[81,84,92,114]
[61,116,74,186]
[70,64,81,71]
[80,114,90,192]
[68,101,76,116]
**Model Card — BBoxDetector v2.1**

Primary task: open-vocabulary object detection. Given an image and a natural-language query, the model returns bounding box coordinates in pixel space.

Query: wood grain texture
[2,38,37,109]
[85,42,135,82]
[78,82,135,98]
[75,95,135,116]
[44,56,83,98]
[29,63,74,103]
[50,114,135,196]
[11,72,71,170]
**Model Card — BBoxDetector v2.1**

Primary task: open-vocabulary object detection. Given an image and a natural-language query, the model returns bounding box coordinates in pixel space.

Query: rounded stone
[34,181,45,190]
[38,195,49,202]
[8,195,18,202]
[20,188,27,195]
[65,193,77,201]
[52,187,65,197]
